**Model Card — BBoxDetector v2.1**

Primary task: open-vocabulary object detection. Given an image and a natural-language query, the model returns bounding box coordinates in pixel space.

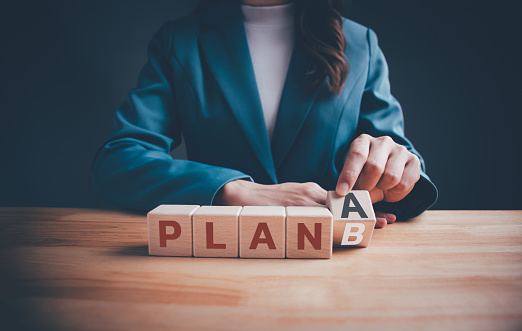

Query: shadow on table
[115,245,149,257]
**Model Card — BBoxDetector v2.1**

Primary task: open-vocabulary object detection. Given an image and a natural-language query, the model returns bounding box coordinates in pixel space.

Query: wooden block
[193,206,241,258]
[326,190,376,248]
[286,207,333,259]
[239,206,286,259]
[147,205,200,256]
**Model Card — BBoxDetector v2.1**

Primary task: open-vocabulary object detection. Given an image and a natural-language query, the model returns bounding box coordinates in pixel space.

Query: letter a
[249,223,276,250]
[341,223,365,245]
[341,192,368,219]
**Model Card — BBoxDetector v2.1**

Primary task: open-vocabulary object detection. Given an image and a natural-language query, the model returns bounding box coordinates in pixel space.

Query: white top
[241,2,295,141]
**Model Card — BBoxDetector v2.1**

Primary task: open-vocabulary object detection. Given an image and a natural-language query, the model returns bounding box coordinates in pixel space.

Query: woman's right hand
[215,180,327,207]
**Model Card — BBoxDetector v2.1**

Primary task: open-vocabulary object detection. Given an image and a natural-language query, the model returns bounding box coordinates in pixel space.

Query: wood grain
[1,208,522,331]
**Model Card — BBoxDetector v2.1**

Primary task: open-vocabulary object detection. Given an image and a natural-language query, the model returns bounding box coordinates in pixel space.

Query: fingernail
[385,214,397,222]
[336,182,349,196]
[376,218,387,228]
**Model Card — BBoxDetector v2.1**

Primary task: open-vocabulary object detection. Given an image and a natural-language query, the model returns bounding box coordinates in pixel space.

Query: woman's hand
[336,134,421,227]
[215,180,327,207]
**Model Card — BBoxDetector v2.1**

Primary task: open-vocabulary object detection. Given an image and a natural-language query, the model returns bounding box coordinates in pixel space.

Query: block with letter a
[326,191,376,248]
[240,206,286,259]
[286,206,333,259]
[148,205,200,256]
[193,206,242,258]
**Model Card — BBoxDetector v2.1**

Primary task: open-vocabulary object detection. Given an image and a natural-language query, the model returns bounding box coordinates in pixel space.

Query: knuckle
[398,144,408,153]
[394,181,410,193]
[383,170,401,185]
[411,154,421,166]
[303,182,320,194]
[379,135,393,144]
[349,148,367,161]
[364,160,384,175]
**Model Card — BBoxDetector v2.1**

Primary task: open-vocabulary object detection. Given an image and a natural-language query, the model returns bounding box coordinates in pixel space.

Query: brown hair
[295,0,348,95]
[195,0,349,95]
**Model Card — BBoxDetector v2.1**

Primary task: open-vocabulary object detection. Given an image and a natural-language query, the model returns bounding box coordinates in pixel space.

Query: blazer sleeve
[92,23,252,211]
[356,28,438,220]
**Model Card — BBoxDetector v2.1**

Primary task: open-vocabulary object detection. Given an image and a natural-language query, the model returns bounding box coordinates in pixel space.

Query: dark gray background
[1,0,520,210]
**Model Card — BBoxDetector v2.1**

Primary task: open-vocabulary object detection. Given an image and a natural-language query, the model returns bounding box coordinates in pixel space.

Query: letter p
[159,221,182,247]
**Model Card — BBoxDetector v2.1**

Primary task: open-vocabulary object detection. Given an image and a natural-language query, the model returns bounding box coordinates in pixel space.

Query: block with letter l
[286,207,333,259]
[193,206,242,258]
[326,191,376,248]
[148,205,200,256]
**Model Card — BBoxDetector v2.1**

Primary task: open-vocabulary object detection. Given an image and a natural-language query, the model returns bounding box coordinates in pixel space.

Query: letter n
[297,223,322,250]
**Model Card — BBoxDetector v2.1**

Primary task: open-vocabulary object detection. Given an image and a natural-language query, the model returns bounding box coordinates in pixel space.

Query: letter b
[341,223,365,245]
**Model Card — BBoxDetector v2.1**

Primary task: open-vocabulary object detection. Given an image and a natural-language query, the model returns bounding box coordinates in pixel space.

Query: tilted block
[193,206,242,258]
[326,190,376,248]
[239,206,286,259]
[286,207,333,259]
[148,205,200,256]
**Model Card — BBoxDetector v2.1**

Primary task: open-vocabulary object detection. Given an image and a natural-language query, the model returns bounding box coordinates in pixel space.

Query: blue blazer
[92,1,437,220]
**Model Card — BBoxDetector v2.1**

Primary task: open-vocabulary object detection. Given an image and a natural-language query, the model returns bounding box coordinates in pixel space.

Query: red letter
[249,222,276,250]
[297,223,322,250]
[206,222,226,249]
[159,221,181,247]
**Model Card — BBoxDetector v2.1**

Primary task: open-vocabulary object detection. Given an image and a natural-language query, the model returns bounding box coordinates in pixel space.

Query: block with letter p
[148,205,200,256]
[326,191,376,248]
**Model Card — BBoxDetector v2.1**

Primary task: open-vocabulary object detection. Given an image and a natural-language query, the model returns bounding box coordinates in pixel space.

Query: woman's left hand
[335,134,421,227]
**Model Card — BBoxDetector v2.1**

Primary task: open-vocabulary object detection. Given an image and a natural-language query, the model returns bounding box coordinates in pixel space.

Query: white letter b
[341,223,365,245]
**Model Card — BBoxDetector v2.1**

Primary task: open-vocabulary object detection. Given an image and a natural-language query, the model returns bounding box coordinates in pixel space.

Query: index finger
[336,135,370,196]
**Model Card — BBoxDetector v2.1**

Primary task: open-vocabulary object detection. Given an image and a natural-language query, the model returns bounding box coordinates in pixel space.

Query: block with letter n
[326,191,376,248]
[286,206,333,259]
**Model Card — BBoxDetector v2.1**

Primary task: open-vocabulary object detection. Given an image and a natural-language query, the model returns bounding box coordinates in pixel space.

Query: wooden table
[1,208,521,331]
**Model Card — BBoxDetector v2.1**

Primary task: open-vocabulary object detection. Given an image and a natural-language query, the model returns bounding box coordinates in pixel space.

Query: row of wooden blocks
[148,191,377,259]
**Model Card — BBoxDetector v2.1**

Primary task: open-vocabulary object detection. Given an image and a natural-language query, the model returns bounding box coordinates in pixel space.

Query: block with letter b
[286,207,333,259]
[148,205,200,256]
[326,191,376,248]
[193,206,242,258]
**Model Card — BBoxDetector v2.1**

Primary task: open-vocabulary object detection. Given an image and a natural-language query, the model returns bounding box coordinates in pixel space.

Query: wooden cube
[193,206,242,258]
[326,190,376,248]
[147,205,200,256]
[286,207,333,259]
[239,206,286,259]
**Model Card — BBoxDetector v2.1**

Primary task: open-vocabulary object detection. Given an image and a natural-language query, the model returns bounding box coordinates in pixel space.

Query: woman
[92,0,438,227]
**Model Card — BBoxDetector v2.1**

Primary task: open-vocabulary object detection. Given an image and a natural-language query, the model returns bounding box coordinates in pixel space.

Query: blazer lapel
[271,42,365,171]
[198,2,277,183]
[270,48,324,171]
